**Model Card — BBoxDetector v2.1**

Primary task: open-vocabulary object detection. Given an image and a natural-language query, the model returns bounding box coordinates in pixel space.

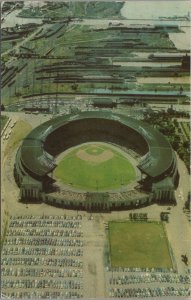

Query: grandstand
[14,111,179,210]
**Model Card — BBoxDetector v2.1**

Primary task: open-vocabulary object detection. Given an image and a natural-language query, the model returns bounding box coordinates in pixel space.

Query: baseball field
[108,221,173,269]
[54,143,136,191]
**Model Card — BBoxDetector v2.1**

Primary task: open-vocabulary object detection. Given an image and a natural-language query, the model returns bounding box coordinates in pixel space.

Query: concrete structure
[14,111,179,210]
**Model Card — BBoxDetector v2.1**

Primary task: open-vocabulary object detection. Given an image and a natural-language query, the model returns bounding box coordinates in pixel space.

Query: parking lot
[106,268,190,298]
[1,215,84,299]
[1,110,190,298]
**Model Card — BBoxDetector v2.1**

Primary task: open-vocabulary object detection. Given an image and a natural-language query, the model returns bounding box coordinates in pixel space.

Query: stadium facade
[14,111,179,210]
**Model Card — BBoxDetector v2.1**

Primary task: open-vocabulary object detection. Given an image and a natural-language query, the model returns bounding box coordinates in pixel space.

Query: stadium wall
[14,111,178,210]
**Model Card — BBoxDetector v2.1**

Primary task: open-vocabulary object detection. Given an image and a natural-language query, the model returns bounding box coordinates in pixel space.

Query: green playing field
[108,221,173,269]
[54,143,136,191]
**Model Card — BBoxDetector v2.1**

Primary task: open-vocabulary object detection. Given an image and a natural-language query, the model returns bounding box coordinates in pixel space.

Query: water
[1,9,43,28]
[169,27,190,50]
[120,1,191,51]
[1,1,45,29]
[121,1,190,20]
[2,2,190,52]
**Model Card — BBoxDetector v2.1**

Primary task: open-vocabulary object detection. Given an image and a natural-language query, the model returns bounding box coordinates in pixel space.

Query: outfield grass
[54,143,136,191]
[108,221,172,269]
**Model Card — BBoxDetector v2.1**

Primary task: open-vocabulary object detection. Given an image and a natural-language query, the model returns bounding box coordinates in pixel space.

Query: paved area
[165,154,191,273]
[1,215,84,299]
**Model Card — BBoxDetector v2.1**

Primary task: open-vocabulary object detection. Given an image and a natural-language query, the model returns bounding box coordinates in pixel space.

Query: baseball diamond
[14,110,179,211]
[1,3,190,299]
[76,145,114,164]
[54,143,136,191]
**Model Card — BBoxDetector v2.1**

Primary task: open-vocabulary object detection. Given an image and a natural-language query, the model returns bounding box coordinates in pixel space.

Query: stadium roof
[152,178,174,190]
[20,111,174,178]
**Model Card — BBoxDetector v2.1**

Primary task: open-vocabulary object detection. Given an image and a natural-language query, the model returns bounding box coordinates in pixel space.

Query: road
[165,154,190,274]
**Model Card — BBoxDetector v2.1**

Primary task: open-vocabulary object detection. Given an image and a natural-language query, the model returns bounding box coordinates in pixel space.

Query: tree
[185,193,190,210]
[1,104,5,111]
[71,83,78,91]
[183,141,190,149]
[171,140,179,151]
[179,86,184,94]
[173,119,178,126]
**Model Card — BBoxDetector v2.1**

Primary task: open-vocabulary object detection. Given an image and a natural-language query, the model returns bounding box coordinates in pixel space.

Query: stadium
[14,111,179,211]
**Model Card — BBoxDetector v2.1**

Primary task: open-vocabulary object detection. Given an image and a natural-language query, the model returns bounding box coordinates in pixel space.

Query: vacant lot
[108,221,172,269]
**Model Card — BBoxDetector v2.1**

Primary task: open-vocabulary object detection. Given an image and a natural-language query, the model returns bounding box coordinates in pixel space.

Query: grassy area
[108,221,172,269]
[0,115,9,132]
[54,143,136,191]
[5,120,32,155]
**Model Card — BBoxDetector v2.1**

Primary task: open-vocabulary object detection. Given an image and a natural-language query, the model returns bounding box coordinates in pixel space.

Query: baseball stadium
[1,1,190,298]
[14,110,179,211]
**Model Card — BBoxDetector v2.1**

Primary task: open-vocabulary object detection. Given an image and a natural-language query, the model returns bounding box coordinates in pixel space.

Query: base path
[76,148,113,164]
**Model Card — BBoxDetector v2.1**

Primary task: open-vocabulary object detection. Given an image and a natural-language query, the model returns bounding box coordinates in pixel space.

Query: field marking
[82,144,134,164]
[76,147,114,164]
